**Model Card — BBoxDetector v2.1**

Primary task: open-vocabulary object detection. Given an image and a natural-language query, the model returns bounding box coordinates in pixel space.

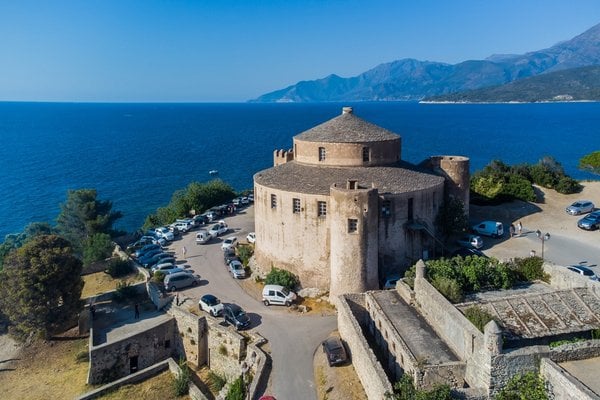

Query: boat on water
[209,170,219,175]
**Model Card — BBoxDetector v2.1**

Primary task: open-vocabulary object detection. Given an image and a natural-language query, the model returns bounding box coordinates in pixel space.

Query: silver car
[164,271,201,291]
[566,200,594,215]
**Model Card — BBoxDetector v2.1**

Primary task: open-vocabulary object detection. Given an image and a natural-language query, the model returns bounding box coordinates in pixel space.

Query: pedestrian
[517,221,522,236]
[509,224,515,238]
[90,304,96,319]
[175,293,180,306]
[134,303,140,319]
[181,246,187,258]
[530,249,536,257]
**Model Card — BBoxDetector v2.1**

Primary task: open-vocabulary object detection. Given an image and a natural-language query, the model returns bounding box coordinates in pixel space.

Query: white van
[195,229,211,244]
[472,221,504,238]
[262,284,297,306]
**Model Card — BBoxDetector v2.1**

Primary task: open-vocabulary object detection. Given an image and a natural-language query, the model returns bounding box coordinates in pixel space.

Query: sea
[1,101,599,239]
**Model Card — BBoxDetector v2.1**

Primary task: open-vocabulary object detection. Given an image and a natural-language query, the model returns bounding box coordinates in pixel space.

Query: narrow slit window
[293,198,301,213]
[317,201,327,217]
[318,147,326,161]
[362,147,370,162]
[271,194,277,209]
[348,218,358,233]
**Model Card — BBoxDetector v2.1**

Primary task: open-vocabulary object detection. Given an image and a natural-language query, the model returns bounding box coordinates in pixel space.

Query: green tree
[0,235,83,339]
[579,151,600,175]
[435,196,469,240]
[82,233,113,266]
[56,189,122,254]
[0,222,56,270]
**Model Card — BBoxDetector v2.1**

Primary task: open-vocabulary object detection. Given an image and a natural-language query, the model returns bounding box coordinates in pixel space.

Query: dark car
[137,248,163,264]
[451,248,488,258]
[577,211,600,230]
[147,256,175,269]
[322,336,348,367]
[223,304,250,330]
[142,253,173,268]
[134,243,161,258]
[224,249,240,266]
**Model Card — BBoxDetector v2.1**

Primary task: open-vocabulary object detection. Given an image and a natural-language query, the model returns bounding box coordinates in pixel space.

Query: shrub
[105,258,132,278]
[75,350,89,363]
[225,375,245,400]
[207,371,226,392]
[464,306,495,332]
[173,358,191,396]
[579,151,600,175]
[265,267,299,290]
[236,244,254,266]
[496,372,548,400]
[152,270,166,284]
[387,374,453,400]
[555,176,582,194]
[112,281,137,302]
[218,344,228,356]
[431,276,463,303]
[83,233,113,266]
[511,256,548,282]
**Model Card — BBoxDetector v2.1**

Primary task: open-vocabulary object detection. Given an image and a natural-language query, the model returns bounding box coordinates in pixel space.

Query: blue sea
[1,101,599,239]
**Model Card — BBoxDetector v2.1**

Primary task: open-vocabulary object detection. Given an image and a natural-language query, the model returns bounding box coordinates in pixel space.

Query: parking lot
[161,205,337,400]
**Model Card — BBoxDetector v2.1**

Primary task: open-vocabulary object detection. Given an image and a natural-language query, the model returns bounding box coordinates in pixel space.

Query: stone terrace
[457,288,600,340]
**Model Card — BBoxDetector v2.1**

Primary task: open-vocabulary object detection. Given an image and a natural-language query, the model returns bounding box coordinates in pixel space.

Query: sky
[1,0,599,102]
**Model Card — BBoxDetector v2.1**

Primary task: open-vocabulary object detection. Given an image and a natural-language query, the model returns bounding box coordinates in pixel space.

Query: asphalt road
[166,205,337,400]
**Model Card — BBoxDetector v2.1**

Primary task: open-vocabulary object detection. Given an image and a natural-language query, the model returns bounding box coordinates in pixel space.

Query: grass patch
[0,330,90,399]
[82,271,142,299]
[97,371,190,400]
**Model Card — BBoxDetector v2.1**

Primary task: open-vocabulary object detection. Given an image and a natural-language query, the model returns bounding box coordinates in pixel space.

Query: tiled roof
[254,160,444,195]
[294,111,400,143]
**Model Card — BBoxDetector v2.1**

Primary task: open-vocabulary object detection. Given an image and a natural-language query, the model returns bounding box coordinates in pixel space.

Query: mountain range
[251,23,600,103]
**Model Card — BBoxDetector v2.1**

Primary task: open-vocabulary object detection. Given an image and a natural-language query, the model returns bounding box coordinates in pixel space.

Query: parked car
[137,248,163,263]
[155,227,175,241]
[203,211,218,222]
[224,249,240,266]
[134,244,161,258]
[262,284,297,306]
[198,294,224,317]
[248,193,254,202]
[209,221,228,238]
[147,256,176,270]
[143,253,173,268]
[195,229,212,244]
[164,271,201,291]
[127,236,157,251]
[577,210,600,230]
[457,234,483,249]
[223,304,250,330]
[232,198,241,206]
[471,221,504,238]
[382,274,401,290]
[192,214,208,227]
[221,237,238,251]
[229,260,246,279]
[162,267,193,275]
[151,262,178,273]
[246,232,256,244]
[173,220,193,233]
[566,265,599,281]
[451,248,488,258]
[322,336,348,367]
[241,197,249,205]
[566,200,595,215]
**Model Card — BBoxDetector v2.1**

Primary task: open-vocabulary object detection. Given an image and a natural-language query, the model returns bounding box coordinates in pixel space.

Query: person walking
[181,246,187,258]
[517,221,522,236]
[509,224,515,238]
[134,303,140,319]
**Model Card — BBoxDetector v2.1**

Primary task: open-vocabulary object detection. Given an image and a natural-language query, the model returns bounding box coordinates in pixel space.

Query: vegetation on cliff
[579,151,600,175]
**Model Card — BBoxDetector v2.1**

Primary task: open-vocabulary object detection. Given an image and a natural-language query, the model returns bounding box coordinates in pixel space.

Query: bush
[431,276,463,303]
[112,281,137,302]
[387,374,453,400]
[152,270,166,283]
[173,358,191,396]
[265,267,299,290]
[225,375,245,400]
[511,256,548,282]
[105,258,132,278]
[579,151,600,175]
[207,371,226,392]
[464,306,495,332]
[237,244,254,266]
[496,372,548,400]
[555,176,582,194]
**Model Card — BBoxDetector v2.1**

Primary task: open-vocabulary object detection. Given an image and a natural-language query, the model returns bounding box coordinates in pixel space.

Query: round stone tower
[329,179,379,298]
[429,155,470,215]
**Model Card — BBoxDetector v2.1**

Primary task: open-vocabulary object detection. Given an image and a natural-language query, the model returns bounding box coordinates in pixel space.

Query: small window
[165,339,171,349]
[271,194,277,209]
[362,147,370,162]
[318,147,326,161]
[407,198,413,220]
[293,198,301,213]
[348,219,358,233]
[317,201,327,217]
[381,200,391,217]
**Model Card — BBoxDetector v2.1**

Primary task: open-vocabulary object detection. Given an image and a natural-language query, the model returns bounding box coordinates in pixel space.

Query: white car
[229,260,246,279]
[198,294,224,317]
[209,221,228,238]
[155,227,175,241]
[173,220,193,233]
[246,232,256,244]
[221,237,238,251]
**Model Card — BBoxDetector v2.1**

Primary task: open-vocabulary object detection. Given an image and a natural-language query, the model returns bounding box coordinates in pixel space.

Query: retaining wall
[541,358,600,400]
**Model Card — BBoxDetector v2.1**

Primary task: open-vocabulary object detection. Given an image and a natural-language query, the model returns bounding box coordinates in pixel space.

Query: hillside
[251,22,600,103]
[423,65,600,102]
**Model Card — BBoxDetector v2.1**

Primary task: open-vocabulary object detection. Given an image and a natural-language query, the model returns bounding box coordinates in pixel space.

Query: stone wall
[206,317,247,380]
[88,317,176,384]
[147,280,172,310]
[541,358,600,400]
[167,305,207,367]
[550,340,600,363]
[338,293,394,400]
[292,137,401,167]
[546,262,600,297]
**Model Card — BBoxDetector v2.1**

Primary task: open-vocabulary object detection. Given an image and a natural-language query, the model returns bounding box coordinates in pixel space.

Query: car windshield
[234,309,246,317]
[581,269,594,276]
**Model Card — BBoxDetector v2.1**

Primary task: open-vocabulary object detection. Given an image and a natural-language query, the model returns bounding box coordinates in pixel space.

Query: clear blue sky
[1,0,599,102]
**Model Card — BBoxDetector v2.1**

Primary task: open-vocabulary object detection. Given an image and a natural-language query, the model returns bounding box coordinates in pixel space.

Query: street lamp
[535,230,551,259]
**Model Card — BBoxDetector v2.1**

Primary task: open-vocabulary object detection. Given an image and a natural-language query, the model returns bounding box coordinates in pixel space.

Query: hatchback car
[155,227,175,241]
[221,237,238,251]
[567,265,599,281]
[566,200,595,215]
[457,234,483,249]
[322,336,348,367]
[577,211,600,230]
[246,232,256,244]
[209,221,228,238]
[223,304,250,330]
[198,294,224,317]
[229,260,246,279]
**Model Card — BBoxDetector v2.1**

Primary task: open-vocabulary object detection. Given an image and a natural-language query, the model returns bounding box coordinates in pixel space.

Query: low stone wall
[395,279,415,305]
[87,316,176,384]
[147,280,172,310]
[338,293,393,400]
[550,340,600,363]
[489,345,549,394]
[546,262,600,296]
[541,358,600,400]
[245,333,269,400]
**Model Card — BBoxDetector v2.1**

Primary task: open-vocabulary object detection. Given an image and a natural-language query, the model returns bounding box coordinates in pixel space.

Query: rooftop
[254,160,444,196]
[294,107,400,143]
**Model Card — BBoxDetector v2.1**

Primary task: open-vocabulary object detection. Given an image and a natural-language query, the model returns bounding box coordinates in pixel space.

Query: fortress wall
[429,156,470,215]
[253,183,331,289]
[293,138,400,166]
